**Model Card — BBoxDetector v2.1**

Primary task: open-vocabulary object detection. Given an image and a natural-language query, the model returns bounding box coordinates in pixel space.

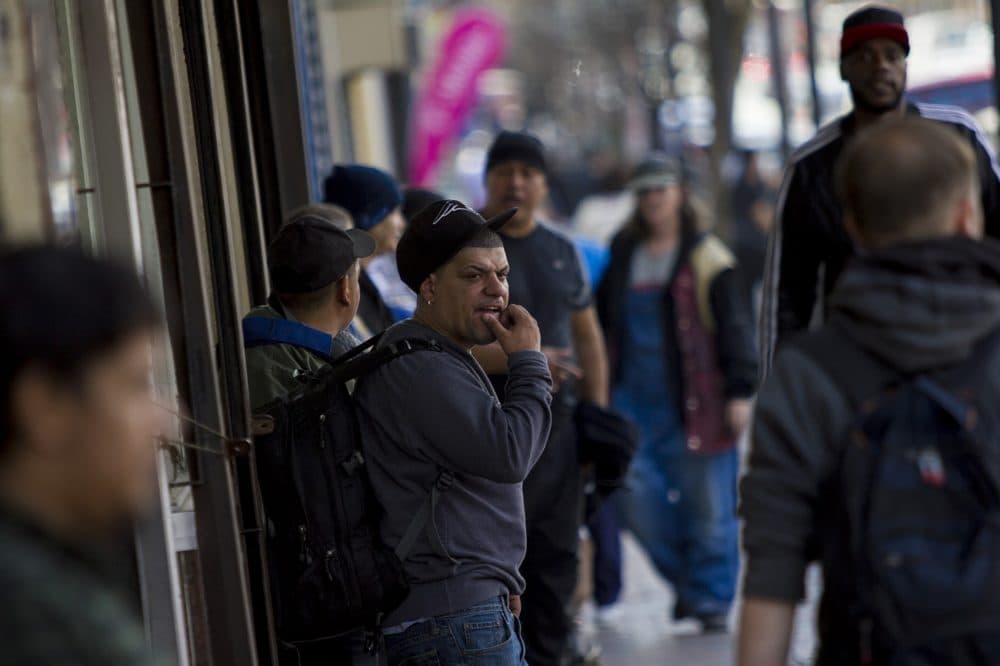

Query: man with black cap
[474,130,610,666]
[759,4,1000,377]
[356,199,552,666]
[244,204,375,409]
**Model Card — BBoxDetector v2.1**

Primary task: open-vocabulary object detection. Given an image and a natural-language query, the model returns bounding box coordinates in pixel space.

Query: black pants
[520,402,582,666]
[586,493,623,607]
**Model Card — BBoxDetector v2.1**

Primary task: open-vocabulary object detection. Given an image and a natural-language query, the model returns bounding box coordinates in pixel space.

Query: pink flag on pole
[409,7,507,187]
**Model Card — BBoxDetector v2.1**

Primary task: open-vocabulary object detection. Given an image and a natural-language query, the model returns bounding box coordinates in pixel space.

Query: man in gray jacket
[356,200,552,666]
[739,116,1000,665]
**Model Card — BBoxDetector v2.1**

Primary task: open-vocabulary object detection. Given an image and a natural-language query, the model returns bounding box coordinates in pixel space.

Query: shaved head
[836,116,981,247]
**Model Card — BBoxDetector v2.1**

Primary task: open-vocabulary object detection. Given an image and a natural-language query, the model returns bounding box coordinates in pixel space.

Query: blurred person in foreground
[0,245,166,664]
[740,117,1000,665]
[759,4,1000,376]
[243,204,374,411]
[356,200,552,665]
[324,164,406,337]
[474,131,610,666]
[596,156,757,632]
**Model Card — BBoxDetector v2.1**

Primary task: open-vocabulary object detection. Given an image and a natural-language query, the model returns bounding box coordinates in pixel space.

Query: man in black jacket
[739,117,999,665]
[758,5,1000,376]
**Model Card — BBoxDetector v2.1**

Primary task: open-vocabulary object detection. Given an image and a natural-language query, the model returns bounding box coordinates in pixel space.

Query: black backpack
[792,325,1000,664]
[242,317,445,655]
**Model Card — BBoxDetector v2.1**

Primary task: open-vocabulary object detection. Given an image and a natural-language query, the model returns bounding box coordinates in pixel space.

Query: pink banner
[408,7,507,187]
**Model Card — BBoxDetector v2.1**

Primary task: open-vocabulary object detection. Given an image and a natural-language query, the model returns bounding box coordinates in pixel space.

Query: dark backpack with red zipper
[790,325,1000,665]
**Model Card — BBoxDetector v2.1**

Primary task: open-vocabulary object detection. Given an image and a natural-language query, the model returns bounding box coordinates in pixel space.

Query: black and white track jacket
[759,102,1000,376]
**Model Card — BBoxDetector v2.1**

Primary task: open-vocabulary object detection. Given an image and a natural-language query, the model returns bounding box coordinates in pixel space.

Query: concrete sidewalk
[575,533,820,665]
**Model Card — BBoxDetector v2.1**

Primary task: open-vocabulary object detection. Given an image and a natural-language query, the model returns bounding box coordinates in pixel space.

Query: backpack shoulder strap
[930,326,1000,415]
[334,337,442,382]
[242,316,338,365]
[962,326,1000,379]
[394,470,458,572]
[783,323,901,411]
[338,335,454,570]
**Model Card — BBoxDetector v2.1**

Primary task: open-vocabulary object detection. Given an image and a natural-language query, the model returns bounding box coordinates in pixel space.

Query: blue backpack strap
[242,316,336,364]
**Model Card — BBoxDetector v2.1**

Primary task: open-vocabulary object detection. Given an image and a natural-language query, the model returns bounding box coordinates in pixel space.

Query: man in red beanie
[758,4,1000,376]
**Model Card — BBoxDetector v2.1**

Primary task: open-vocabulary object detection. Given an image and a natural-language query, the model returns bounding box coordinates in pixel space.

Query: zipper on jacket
[298,524,310,564]
[324,548,352,611]
[329,428,364,611]
[319,413,327,449]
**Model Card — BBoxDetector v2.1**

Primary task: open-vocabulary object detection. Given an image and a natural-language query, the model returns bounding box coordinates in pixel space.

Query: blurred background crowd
[0,0,996,663]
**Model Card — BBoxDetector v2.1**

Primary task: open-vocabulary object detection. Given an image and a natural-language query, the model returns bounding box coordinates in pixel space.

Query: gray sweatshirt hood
[827,237,1000,374]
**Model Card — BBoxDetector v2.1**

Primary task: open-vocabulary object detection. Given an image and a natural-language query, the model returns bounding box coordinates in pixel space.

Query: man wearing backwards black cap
[475,130,610,666]
[244,204,374,409]
[356,200,553,666]
[759,4,1000,377]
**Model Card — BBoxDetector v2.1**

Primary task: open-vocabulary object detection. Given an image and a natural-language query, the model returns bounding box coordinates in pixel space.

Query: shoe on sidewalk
[673,601,731,633]
[594,603,625,627]
[697,613,730,634]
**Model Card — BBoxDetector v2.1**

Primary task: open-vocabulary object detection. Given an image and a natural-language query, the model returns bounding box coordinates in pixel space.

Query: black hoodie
[740,236,1000,664]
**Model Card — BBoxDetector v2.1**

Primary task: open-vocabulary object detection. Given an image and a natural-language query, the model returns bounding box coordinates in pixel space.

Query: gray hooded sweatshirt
[356,319,552,624]
[740,237,1000,663]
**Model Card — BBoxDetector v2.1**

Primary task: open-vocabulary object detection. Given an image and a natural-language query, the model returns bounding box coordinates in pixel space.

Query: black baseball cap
[396,200,517,293]
[268,213,375,294]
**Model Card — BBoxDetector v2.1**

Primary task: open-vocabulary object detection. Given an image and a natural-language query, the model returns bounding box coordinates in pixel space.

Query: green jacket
[243,304,358,410]
[0,503,156,665]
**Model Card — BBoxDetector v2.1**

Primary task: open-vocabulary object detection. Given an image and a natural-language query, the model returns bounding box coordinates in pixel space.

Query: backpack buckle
[387,340,413,356]
[436,470,455,491]
[341,450,365,476]
[364,614,384,656]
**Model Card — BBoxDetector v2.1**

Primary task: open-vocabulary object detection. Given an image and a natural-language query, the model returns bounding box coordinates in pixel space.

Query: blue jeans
[614,431,740,617]
[383,597,527,666]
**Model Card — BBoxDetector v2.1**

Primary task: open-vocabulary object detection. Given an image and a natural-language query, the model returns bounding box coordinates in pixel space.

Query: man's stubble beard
[849,83,905,115]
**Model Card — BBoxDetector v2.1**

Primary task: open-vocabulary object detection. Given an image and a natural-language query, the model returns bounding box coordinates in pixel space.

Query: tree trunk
[703,0,751,241]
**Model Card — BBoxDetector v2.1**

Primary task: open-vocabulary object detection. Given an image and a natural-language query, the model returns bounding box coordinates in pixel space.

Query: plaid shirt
[0,503,155,665]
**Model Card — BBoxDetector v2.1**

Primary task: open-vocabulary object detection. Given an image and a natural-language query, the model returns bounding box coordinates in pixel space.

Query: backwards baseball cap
[268,211,375,294]
[629,156,682,191]
[322,164,403,231]
[485,131,547,175]
[841,5,909,58]
[396,200,517,293]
